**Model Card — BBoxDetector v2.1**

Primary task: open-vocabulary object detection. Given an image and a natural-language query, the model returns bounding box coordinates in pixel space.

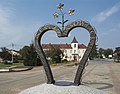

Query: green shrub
[62,59,68,63]
[4,61,13,65]
[23,58,42,66]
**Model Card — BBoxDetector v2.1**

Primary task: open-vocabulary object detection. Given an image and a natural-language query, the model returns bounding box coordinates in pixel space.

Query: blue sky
[0,0,120,50]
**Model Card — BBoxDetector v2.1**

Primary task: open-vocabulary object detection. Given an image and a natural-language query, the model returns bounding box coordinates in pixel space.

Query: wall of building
[62,48,86,62]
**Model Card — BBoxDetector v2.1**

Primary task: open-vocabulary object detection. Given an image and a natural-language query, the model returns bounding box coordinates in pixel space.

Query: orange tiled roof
[78,44,87,49]
[42,44,87,49]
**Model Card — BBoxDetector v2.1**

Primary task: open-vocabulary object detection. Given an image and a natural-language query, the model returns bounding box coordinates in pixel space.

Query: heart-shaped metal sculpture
[35,20,96,86]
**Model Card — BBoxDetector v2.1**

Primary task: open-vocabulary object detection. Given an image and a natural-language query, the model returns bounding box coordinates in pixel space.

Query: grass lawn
[0,63,24,68]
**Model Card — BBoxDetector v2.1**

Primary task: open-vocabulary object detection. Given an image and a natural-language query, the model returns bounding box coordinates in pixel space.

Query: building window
[65,50,67,53]
[65,56,67,58]
[74,44,76,48]
[83,50,84,53]
[70,50,72,53]
[74,50,76,53]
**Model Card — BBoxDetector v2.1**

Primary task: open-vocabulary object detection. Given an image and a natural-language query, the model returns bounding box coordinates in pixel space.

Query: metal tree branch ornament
[34,3,96,86]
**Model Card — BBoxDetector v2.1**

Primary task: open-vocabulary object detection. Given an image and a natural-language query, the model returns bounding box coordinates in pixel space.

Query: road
[0,59,120,94]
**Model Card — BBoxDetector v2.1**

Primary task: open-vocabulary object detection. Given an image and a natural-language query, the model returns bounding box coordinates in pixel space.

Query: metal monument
[35,3,96,86]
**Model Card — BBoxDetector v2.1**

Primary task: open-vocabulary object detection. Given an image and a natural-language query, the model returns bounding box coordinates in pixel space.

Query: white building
[8,50,20,56]
[42,37,87,62]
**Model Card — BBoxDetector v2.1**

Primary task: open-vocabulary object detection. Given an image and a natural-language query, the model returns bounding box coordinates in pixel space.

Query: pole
[11,43,14,63]
[62,13,64,31]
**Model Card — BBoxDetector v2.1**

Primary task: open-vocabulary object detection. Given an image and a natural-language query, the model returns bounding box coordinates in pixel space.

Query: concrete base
[19,81,108,94]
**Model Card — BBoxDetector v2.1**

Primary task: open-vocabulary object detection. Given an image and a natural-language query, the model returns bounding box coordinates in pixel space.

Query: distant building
[42,37,87,61]
[8,50,20,56]
[108,55,112,59]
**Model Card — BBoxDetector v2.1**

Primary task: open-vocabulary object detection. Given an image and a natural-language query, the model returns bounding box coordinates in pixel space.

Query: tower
[71,37,78,61]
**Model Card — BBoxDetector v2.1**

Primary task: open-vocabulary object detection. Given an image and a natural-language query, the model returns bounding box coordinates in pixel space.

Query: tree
[0,47,11,61]
[89,45,98,60]
[45,44,63,63]
[98,48,105,58]
[104,48,113,58]
[98,48,113,58]
[114,47,120,62]
[19,44,42,66]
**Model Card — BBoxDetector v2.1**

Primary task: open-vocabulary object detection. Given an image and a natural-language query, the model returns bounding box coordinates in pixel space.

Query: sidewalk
[81,62,120,94]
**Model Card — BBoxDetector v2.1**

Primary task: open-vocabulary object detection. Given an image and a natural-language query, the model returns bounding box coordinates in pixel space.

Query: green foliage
[0,47,11,61]
[114,47,120,62]
[19,44,42,66]
[3,61,13,65]
[98,48,105,58]
[61,59,68,63]
[0,62,23,68]
[45,44,63,63]
[89,45,98,60]
[98,48,113,58]
[13,55,20,63]
[104,49,113,58]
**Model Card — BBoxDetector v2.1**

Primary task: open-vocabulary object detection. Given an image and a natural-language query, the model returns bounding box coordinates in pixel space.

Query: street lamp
[11,43,14,63]
[53,3,75,31]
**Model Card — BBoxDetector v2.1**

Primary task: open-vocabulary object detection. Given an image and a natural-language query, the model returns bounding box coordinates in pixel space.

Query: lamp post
[53,3,75,31]
[11,43,14,63]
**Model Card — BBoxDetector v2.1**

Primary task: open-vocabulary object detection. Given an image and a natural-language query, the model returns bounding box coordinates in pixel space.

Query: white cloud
[0,5,31,49]
[118,23,120,28]
[98,23,120,37]
[0,6,15,44]
[0,6,13,33]
[0,5,39,50]
[92,3,120,23]
[98,32,108,36]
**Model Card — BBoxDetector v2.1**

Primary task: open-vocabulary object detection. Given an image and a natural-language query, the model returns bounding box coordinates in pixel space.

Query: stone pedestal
[19,81,108,94]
